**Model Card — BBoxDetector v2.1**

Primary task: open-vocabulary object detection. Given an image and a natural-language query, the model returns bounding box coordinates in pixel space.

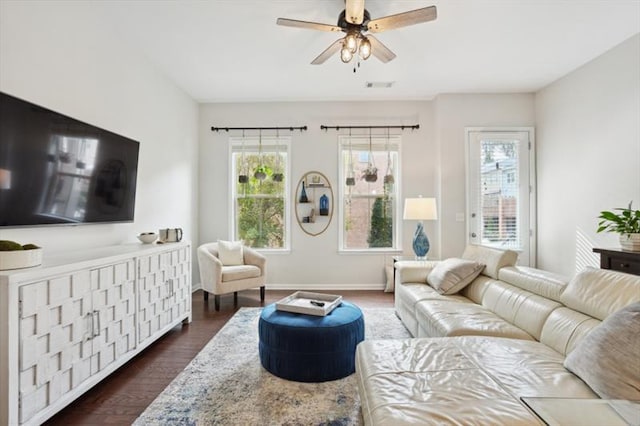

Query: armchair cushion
[218,240,244,266]
[222,265,262,282]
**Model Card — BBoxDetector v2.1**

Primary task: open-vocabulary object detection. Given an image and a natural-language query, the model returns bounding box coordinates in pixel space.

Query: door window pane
[479,140,520,248]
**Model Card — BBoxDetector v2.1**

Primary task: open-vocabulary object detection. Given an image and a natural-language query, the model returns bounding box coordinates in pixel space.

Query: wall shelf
[295,171,333,236]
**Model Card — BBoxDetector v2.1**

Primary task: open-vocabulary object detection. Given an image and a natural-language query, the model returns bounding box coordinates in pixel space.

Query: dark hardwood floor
[45,289,394,425]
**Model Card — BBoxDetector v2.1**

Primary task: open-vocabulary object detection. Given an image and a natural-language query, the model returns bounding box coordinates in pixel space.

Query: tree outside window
[231,138,290,250]
[339,136,400,251]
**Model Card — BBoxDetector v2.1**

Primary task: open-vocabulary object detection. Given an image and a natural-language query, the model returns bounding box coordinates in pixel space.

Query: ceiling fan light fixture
[340,44,353,63]
[359,36,372,60]
[345,31,358,53]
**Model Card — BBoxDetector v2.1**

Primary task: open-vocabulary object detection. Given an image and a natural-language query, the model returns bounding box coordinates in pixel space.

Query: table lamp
[403,197,437,259]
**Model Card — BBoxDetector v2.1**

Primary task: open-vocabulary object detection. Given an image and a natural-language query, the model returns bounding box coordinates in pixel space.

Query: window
[230,137,290,250]
[338,135,401,251]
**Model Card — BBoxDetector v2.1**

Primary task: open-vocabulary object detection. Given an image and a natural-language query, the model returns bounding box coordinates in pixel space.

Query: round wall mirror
[295,171,333,237]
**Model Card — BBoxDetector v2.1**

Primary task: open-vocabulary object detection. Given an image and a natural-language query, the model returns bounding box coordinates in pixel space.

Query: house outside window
[338,135,401,252]
[230,137,290,250]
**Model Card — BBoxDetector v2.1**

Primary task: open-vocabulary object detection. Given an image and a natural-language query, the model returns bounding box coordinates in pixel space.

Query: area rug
[134,306,410,425]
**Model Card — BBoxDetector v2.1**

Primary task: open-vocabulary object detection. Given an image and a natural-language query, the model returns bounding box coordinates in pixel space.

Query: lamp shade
[403,197,437,221]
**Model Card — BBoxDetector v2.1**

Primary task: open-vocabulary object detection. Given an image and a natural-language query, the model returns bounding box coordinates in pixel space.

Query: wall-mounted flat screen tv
[0,92,140,227]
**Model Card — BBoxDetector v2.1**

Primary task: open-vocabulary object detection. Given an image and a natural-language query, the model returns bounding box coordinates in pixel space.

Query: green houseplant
[597,201,640,251]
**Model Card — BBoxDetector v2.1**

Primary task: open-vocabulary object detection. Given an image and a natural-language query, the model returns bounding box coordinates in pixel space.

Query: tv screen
[0,92,140,227]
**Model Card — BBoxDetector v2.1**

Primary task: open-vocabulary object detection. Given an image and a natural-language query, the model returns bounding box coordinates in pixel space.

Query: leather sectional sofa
[355,245,640,425]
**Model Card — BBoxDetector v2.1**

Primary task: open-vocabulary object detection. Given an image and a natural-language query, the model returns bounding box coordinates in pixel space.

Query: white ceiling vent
[365,81,394,88]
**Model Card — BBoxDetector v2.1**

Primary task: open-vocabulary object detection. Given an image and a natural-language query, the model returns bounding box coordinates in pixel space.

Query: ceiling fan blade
[367,6,437,33]
[345,0,365,24]
[311,39,343,64]
[277,18,342,32]
[367,35,396,63]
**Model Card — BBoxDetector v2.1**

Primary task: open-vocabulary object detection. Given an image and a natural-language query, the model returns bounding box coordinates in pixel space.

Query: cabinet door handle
[85,312,94,341]
[93,310,101,338]
[620,263,629,268]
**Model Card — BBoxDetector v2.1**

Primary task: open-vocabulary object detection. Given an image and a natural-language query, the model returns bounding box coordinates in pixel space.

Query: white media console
[0,242,192,425]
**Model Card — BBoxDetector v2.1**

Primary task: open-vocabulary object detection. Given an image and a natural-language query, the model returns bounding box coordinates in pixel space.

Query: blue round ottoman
[258,301,365,382]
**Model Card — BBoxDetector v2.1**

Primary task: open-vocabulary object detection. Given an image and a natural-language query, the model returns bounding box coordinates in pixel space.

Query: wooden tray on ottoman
[275,291,342,316]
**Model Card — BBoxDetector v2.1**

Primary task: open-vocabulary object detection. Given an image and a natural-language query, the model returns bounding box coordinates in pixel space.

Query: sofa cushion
[355,336,596,426]
[395,282,473,337]
[427,258,484,294]
[540,307,601,356]
[498,266,568,302]
[218,240,244,266]
[415,300,535,340]
[564,302,640,400]
[480,280,562,341]
[560,267,640,320]
[461,245,518,279]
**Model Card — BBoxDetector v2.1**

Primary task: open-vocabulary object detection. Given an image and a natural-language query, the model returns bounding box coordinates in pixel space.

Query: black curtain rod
[211,126,307,132]
[320,124,419,131]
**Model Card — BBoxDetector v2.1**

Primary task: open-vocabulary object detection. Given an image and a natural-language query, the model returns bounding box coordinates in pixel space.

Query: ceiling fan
[276,0,437,66]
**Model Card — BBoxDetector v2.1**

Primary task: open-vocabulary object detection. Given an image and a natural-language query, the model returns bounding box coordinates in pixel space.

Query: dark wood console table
[592,248,640,276]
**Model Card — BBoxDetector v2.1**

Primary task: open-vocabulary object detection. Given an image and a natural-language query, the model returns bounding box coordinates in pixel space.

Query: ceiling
[96,1,640,103]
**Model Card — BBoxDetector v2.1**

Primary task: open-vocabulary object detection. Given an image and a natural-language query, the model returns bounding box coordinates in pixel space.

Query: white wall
[433,94,536,259]
[199,96,535,289]
[0,1,200,281]
[199,101,435,289]
[536,34,640,277]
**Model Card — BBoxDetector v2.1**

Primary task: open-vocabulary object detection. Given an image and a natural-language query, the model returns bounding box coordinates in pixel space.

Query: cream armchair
[197,242,267,311]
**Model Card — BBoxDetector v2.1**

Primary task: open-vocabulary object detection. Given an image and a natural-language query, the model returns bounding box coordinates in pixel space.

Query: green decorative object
[0,240,24,251]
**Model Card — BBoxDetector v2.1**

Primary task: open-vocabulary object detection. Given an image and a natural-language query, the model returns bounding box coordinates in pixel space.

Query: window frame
[337,135,402,253]
[229,136,292,253]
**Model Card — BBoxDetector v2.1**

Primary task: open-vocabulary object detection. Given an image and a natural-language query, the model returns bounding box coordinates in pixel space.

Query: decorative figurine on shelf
[299,181,309,203]
[319,194,329,216]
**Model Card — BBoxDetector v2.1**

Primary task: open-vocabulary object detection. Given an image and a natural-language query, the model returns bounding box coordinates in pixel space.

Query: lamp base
[412,222,430,259]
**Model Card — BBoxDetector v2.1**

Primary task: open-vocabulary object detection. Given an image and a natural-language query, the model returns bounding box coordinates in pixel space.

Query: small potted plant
[362,165,378,183]
[597,201,640,251]
[254,165,269,181]
[0,240,43,270]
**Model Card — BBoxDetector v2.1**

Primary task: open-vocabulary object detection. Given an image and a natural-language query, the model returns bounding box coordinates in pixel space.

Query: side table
[592,248,640,276]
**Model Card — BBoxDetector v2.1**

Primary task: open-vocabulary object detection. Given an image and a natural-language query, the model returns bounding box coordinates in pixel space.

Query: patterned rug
[134,306,410,425]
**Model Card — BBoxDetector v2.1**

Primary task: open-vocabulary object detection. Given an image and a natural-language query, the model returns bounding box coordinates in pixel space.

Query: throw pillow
[427,258,484,295]
[563,302,640,400]
[217,240,244,266]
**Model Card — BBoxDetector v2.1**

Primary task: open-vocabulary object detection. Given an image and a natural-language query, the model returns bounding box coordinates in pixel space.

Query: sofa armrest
[243,246,267,275]
[395,260,439,284]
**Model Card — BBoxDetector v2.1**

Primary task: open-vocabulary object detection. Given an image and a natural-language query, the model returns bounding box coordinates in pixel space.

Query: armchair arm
[197,246,223,292]
[396,260,439,285]
[243,246,266,275]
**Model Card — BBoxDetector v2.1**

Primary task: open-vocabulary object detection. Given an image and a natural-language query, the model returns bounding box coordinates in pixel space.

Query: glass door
[467,129,535,266]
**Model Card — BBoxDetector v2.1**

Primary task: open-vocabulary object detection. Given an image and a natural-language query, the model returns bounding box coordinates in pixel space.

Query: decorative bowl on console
[137,232,158,244]
[0,240,43,270]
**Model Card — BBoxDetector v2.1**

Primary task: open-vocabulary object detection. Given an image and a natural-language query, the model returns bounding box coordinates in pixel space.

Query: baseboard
[191,282,384,292]
[265,283,385,291]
